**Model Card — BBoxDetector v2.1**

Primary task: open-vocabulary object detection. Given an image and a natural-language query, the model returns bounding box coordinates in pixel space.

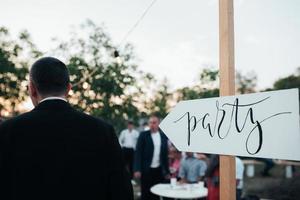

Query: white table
[150,183,208,200]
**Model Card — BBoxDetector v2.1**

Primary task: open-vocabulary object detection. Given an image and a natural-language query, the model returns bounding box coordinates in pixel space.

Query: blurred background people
[256,158,275,177]
[119,120,139,181]
[205,155,245,200]
[168,146,182,179]
[134,114,170,200]
[179,152,207,183]
[205,155,219,200]
[142,121,150,131]
[196,153,209,164]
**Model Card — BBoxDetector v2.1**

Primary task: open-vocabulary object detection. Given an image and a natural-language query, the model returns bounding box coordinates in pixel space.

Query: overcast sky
[1,0,299,90]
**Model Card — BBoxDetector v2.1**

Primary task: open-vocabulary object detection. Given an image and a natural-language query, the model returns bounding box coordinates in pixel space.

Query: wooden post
[219,0,236,200]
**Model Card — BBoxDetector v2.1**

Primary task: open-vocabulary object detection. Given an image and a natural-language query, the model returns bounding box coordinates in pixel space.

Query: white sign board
[160,89,300,161]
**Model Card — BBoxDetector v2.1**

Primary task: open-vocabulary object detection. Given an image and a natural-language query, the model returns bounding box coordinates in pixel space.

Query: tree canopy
[0,22,298,133]
[0,27,42,116]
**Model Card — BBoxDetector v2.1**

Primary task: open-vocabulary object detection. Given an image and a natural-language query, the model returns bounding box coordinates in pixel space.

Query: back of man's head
[30,57,70,96]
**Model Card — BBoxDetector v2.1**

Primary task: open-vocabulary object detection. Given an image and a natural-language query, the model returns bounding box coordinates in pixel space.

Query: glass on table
[170,177,177,188]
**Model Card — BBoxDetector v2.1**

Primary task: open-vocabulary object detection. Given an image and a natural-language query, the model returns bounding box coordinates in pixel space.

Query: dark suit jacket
[134,130,169,176]
[0,99,133,200]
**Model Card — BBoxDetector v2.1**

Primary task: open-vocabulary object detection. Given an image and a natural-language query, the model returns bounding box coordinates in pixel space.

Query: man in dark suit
[0,57,133,200]
[134,115,170,200]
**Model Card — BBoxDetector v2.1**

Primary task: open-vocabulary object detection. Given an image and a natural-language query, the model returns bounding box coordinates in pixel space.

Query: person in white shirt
[133,115,170,200]
[119,121,139,179]
[142,121,150,131]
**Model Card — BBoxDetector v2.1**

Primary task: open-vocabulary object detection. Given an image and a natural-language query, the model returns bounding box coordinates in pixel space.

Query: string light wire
[119,0,158,46]
[73,0,158,87]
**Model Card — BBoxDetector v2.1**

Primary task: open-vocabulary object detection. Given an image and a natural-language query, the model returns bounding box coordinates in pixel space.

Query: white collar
[151,131,160,135]
[39,97,67,104]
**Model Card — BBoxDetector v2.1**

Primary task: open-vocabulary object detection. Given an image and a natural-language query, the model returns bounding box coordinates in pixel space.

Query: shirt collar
[185,156,196,160]
[151,131,160,135]
[39,97,67,104]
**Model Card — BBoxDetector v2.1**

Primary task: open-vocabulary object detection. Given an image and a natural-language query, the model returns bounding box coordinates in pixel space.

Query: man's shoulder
[133,129,139,134]
[0,111,33,128]
[195,159,207,167]
[120,129,128,134]
[43,105,114,130]
[0,108,114,134]
[139,130,150,136]
[72,110,114,131]
[0,111,38,136]
[159,130,168,138]
[136,130,151,141]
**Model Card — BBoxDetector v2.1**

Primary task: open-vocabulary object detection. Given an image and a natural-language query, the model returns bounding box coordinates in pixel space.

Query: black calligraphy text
[173,97,291,155]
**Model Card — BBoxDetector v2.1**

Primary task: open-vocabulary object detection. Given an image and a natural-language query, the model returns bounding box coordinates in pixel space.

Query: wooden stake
[219,0,236,200]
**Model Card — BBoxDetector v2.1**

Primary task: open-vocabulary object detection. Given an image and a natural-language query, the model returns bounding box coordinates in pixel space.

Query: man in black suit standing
[134,115,170,200]
[0,57,133,200]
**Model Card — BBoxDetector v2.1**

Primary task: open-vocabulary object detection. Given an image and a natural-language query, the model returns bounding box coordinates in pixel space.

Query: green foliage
[199,88,219,98]
[52,21,142,132]
[173,68,257,114]
[3,22,296,133]
[146,68,220,119]
[175,68,220,102]
[176,86,202,100]
[148,79,171,119]
[236,71,257,94]
[200,68,219,86]
[273,75,300,91]
[272,68,300,103]
[0,27,42,115]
